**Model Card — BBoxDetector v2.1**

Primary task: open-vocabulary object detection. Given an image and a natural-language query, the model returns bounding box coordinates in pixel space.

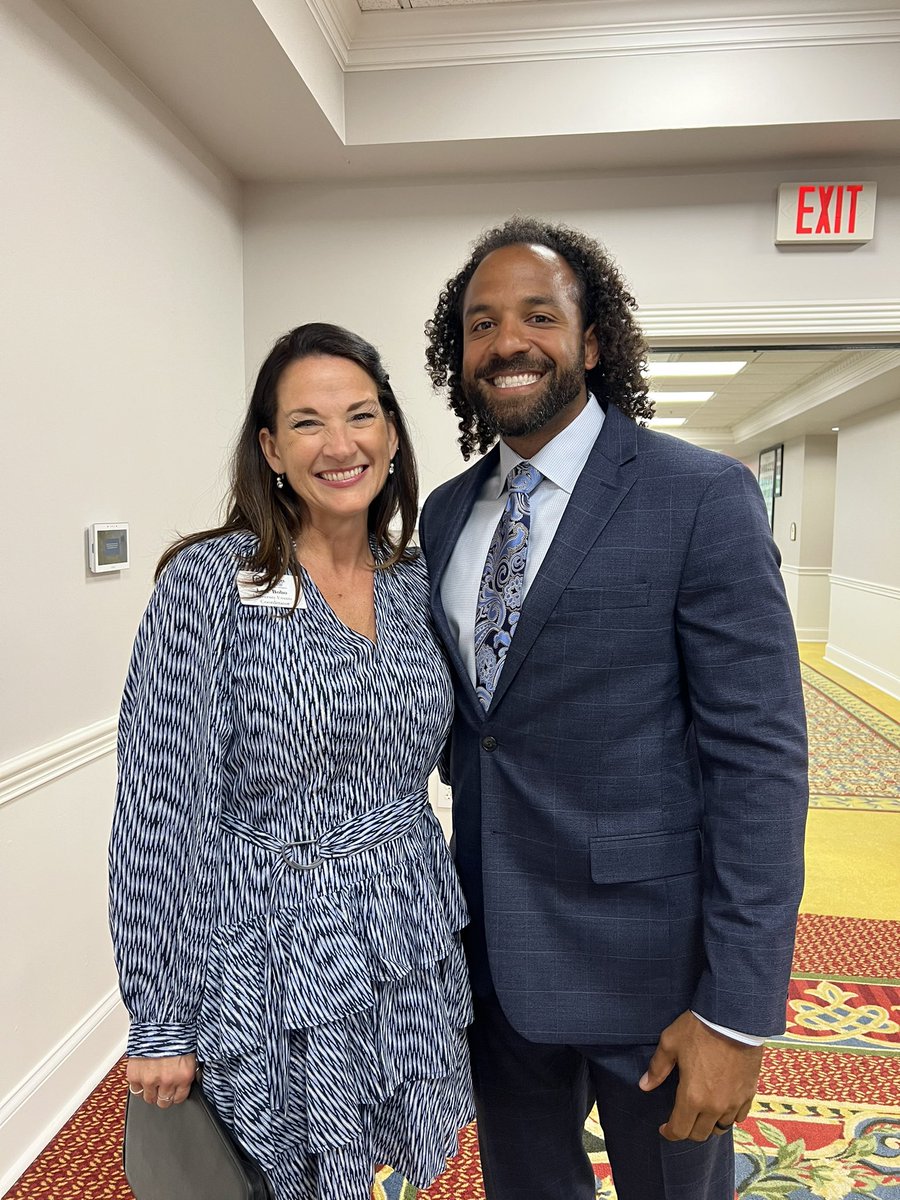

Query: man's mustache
[475,354,554,381]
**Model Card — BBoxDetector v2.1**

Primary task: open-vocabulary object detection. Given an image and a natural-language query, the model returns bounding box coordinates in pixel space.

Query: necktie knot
[506,461,542,499]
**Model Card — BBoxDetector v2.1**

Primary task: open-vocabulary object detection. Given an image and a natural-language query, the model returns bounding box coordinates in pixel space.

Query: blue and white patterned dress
[109,531,474,1200]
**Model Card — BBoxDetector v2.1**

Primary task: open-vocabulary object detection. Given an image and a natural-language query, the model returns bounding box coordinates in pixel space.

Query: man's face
[460,243,599,450]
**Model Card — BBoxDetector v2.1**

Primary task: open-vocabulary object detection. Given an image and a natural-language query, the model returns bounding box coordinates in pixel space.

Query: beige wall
[828,401,900,695]
[0,0,245,1186]
[801,438,839,568]
[2,4,899,1186]
[776,436,837,641]
[775,437,805,623]
[242,166,900,497]
[774,437,806,563]
[0,0,245,758]
[242,173,898,687]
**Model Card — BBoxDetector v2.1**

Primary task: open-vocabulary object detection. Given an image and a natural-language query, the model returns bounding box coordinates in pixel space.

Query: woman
[109,324,474,1200]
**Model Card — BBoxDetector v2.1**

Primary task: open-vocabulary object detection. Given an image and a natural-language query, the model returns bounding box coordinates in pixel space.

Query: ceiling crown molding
[304,0,358,67]
[733,346,900,442]
[306,1,900,72]
[638,301,900,345]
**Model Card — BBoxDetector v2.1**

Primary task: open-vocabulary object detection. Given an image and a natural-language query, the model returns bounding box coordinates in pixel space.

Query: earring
[388,459,395,476]
[275,473,285,489]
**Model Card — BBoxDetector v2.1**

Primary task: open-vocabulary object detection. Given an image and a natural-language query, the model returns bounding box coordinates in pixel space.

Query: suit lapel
[487,405,639,713]
[425,448,500,721]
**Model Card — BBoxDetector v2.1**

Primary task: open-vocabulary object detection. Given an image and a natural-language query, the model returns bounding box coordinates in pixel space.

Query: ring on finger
[715,1120,734,1131]
[158,1095,174,1104]
[128,1085,143,1095]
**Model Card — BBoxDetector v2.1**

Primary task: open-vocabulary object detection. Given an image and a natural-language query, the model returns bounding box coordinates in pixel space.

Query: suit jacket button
[482,736,498,751]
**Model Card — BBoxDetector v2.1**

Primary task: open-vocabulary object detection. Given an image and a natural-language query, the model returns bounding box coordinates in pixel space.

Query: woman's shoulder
[379,547,434,615]
[158,530,258,596]
[383,545,428,582]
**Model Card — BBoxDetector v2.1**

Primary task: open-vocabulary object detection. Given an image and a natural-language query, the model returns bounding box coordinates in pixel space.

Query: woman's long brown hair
[156,323,419,597]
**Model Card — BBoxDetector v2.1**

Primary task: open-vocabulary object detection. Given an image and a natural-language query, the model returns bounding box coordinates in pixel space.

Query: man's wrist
[690,1011,769,1047]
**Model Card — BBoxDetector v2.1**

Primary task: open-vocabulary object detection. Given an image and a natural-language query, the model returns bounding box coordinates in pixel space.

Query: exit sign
[776,182,876,244]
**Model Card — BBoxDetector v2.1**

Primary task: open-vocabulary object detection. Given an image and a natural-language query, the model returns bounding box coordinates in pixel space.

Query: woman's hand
[126,1053,197,1107]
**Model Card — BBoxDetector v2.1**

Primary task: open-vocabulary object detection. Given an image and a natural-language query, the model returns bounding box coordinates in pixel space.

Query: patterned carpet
[5,657,899,1200]
[803,662,900,812]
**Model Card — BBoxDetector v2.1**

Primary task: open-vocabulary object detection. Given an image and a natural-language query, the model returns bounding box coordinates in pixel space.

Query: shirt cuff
[126,1020,197,1058]
[690,1012,769,1047]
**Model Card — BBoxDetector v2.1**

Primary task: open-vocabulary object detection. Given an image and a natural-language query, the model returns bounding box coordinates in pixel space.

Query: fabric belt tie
[220,789,429,1112]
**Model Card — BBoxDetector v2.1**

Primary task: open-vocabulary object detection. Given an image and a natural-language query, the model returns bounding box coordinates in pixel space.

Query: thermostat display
[89,523,130,573]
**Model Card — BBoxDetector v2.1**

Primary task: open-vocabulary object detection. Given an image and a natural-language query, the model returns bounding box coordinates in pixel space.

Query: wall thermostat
[88,523,130,573]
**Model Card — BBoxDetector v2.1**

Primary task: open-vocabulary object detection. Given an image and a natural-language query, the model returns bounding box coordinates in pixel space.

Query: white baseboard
[825,643,900,702]
[0,989,128,1194]
[797,629,829,642]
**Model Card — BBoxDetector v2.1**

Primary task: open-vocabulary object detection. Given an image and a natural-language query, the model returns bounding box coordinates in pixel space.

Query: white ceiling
[53,0,900,453]
[59,0,900,184]
[649,348,900,454]
[358,0,532,7]
[652,350,850,430]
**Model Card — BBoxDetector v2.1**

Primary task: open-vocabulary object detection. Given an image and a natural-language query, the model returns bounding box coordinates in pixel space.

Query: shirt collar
[494,394,605,496]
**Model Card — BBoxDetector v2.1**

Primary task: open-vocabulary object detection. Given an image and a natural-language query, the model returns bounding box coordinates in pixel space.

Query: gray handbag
[123,1080,274,1200]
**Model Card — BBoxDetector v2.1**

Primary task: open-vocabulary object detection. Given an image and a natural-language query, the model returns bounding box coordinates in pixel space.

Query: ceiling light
[648,391,714,403]
[831,426,840,432]
[649,417,687,427]
[645,361,748,378]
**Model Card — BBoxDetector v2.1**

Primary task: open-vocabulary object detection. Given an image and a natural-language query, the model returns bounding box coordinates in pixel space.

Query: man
[419,216,808,1200]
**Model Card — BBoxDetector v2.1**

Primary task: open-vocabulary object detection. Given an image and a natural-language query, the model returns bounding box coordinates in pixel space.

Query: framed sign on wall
[757,445,782,531]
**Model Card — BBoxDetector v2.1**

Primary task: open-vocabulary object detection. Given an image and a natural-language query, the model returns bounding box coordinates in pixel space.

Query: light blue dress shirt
[440,396,605,687]
[436,394,766,1048]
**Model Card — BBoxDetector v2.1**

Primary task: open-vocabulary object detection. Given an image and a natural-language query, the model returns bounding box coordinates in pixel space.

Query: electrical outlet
[428,772,454,810]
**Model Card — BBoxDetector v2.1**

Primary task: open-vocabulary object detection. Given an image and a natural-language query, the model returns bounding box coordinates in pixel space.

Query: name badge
[237,570,305,609]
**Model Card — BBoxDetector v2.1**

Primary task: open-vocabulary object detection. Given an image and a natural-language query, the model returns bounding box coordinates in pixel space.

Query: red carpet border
[6,909,898,1200]
[5,668,899,1200]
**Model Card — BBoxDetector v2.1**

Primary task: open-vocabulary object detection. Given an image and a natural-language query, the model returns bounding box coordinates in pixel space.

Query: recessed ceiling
[40,0,900,453]
[650,350,847,430]
[646,348,900,455]
[357,0,541,7]
[59,0,900,183]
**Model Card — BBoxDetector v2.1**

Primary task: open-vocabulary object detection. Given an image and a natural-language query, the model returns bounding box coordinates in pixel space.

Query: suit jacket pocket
[555,583,650,614]
[589,827,700,884]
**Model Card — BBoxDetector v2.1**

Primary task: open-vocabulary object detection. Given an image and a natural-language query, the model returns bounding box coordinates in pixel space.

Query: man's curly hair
[425,215,653,459]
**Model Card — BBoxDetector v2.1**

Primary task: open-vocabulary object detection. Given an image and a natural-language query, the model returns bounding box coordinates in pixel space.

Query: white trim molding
[328,2,900,71]
[825,644,900,700]
[0,718,117,810]
[303,0,358,68]
[781,565,832,577]
[829,573,900,601]
[827,574,900,699]
[638,301,900,345]
[735,349,900,444]
[0,989,127,1195]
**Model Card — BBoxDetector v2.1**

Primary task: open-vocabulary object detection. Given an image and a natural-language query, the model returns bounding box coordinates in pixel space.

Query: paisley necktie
[474,461,543,709]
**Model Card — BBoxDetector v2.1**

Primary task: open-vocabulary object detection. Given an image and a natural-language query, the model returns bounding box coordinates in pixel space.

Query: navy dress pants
[468,993,736,1200]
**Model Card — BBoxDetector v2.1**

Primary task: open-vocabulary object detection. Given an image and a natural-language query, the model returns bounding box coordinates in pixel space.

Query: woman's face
[259,354,399,528]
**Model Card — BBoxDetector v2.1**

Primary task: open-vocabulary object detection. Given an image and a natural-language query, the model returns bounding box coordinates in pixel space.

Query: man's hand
[126,1053,197,1108]
[638,1011,763,1141]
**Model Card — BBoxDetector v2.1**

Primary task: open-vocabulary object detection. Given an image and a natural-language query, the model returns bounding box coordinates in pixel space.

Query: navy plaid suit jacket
[419,402,808,1045]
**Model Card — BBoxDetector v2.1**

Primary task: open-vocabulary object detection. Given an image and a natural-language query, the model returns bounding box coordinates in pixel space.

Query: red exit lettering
[796,184,863,235]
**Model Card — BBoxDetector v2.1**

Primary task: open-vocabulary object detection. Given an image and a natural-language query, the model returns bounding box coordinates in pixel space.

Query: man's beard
[463,352,586,441]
